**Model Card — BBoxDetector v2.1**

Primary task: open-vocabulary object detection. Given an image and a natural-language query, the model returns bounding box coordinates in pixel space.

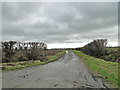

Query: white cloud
[48,42,90,49]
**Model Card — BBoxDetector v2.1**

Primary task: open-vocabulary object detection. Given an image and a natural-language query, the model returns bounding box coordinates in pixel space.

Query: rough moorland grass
[2,51,66,71]
[72,50,118,88]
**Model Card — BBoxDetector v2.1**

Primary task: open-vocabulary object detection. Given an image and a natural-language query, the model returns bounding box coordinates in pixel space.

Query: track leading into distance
[2,51,106,88]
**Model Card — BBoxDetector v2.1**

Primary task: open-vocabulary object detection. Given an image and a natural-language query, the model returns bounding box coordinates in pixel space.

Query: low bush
[17,56,29,61]
[2,58,10,63]
[10,57,19,62]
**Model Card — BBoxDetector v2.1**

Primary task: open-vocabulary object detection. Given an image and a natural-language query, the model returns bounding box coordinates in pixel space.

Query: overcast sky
[2,2,118,48]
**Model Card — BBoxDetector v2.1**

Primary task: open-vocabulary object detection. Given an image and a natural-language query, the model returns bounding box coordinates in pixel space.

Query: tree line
[1,41,47,63]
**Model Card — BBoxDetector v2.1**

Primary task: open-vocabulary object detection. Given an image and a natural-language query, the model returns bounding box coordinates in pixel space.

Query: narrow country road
[2,51,106,88]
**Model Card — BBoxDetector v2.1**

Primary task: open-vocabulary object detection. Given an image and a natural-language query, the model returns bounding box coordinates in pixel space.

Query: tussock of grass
[72,50,118,88]
[2,51,66,71]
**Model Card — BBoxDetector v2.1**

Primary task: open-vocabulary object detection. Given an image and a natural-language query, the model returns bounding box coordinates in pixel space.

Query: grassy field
[2,50,66,71]
[106,47,119,51]
[103,47,120,62]
[72,50,118,88]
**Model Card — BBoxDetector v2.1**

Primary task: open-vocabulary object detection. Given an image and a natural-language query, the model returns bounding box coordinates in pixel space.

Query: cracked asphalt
[2,51,106,88]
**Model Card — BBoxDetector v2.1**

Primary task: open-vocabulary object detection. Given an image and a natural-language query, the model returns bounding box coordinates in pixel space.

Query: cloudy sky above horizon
[2,2,118,48]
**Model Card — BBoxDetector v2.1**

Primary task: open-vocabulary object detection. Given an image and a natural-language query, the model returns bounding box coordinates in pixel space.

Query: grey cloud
[2,2,118,44]
[2,2,42,22]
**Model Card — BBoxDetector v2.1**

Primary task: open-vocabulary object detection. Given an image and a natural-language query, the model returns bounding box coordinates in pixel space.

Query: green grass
[106,47,119,51]
[72,50,118,88]
[46,51,66,63]
[106,47,119,54]
[2,51,66,71]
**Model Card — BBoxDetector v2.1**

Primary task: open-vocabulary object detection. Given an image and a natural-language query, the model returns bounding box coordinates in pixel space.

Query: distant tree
[2,41,16,60]
[81,39,107,58]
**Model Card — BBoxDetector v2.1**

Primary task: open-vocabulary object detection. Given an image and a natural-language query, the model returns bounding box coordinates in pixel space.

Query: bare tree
[81,39,107,58]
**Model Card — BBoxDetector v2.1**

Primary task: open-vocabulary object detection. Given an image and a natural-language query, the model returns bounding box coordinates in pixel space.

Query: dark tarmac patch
[18,73,32,78]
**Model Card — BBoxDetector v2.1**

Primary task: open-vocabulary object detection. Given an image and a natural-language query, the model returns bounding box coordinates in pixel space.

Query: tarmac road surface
[2,51,106,88]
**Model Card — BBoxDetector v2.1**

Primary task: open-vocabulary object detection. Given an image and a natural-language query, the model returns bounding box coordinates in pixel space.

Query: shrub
[2,58,10,63]
[2,41,16,59]
[40,57,48,62]
[81,39,107,58]
[18,56,29,61]
[10,57,19,62]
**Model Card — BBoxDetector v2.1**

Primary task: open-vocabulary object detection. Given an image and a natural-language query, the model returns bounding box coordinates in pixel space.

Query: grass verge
[2,51,66,71]
[72,50,118,88]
